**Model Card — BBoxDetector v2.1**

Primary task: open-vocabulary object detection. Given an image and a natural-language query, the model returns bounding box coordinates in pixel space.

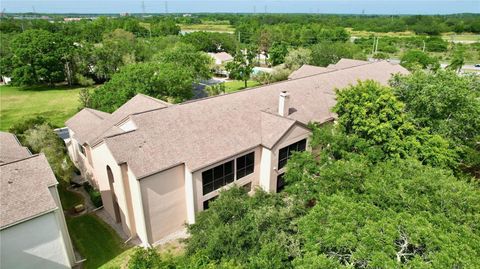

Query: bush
[75,74,95,87]
[128,247,161,269]
[83,182,103,208]
[206,83,226,96]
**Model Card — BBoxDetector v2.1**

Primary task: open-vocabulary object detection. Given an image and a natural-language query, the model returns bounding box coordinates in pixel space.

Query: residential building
[0,132,76,269]
[65,59,408,246]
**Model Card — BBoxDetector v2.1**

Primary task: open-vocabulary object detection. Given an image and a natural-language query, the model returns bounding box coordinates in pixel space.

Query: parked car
[475,64,480,68]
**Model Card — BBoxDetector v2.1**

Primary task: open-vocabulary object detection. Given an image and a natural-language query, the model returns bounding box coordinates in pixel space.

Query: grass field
[67,214,130,269]
[180,23,234,33]
[224,80,260,93]
[0,85,83,131]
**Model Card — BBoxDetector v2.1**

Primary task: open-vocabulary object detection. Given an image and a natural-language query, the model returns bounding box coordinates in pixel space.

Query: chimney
[278,91,290,117]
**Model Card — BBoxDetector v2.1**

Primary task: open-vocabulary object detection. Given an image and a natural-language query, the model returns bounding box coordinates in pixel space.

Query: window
[203,196,217,210]
[236,152,254,179]
[276,173,285,192]
[202,160,234,195]
[278,139,307,169]
[78,143,86,156]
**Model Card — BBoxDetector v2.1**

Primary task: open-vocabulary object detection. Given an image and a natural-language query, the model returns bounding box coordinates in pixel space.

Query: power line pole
[375,37,379,53]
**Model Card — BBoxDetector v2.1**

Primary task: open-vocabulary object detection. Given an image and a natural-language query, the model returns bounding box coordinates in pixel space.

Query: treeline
[181,13,480,34]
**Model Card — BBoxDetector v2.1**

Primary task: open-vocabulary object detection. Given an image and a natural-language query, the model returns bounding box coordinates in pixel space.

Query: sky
[1,0,479,15]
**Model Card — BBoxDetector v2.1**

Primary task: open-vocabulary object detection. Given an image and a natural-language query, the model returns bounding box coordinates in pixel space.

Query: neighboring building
[208,52,234,65]
[65,59,408,247]
[0,132,76,269]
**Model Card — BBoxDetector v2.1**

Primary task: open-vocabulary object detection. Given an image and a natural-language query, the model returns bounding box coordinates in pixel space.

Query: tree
[226,49,256,88]
[268,42,289,66]
[284,48,312,70]
[9,29,74,85]
[92,29,137,81]
[310,42,364,67]
[333,80,456,168]
[446,47,465,72]
[150,19,180,37]
[400,50,440,71]
[90,62,194,112]
[153,43,213,81]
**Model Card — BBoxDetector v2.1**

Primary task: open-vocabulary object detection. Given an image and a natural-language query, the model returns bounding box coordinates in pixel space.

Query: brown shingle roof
[0,153,58,229]
[209,52,234,62]
[65,108,110,144]
[104,61,408,178]
[328,58,370,69]
[0,132,31,164]
[66,94,170,146]
[288,64,333,80]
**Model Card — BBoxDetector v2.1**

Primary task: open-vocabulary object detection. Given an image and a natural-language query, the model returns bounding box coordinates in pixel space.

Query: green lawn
[0,85,84,131]
[224,80,261,93]
[67,214,130,269]
[58,183,84,210]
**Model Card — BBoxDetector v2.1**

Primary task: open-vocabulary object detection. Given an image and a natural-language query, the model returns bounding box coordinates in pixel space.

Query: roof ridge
[84,108,109,120]
[181,61,379,106]
[0,153,40,166]
[135,93,171,106]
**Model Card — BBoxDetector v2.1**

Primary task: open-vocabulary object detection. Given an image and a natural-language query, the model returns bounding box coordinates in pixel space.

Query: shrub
[206,83,226,96]
[83,182,103,208]
[128,247,162,269]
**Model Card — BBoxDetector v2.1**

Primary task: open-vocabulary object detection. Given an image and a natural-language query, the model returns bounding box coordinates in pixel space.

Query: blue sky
[1,0,479,14]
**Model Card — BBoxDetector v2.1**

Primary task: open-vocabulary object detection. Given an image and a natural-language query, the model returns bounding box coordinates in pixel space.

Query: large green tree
[400,50,440,71]
[90,62,194,112]
[226,48,256,88]
[8,29,74,85]
[310,42,364,67]
[153,43,213,81]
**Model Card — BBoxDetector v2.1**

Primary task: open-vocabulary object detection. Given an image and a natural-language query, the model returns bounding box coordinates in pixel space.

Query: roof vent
[278,91,290,117]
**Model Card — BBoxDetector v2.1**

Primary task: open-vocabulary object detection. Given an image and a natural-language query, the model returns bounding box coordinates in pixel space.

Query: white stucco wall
[0,212,72,269]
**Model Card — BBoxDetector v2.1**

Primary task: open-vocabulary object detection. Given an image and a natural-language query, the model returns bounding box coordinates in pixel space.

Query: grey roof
[0,149,58,229]
[66,94,170,145]
[0,132,31,164]
[288,64,333,80]
[103,61,408,178]
[328,58,370,69]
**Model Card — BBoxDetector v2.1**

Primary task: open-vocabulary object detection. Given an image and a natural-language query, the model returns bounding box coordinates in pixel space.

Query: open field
[180,23,234,33]
[67,213,130,269]
[0,85,83,131]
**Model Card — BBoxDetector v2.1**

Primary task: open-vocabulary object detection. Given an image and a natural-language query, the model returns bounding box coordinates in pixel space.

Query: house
[208,52,234,65]
[65,59,408,247]
[0,132,76,269]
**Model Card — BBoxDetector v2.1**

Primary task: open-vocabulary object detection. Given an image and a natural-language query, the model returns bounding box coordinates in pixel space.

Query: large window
[236,152,254,179]
[278,139,307,169]
[202,160,234,195]
[276,173,285,192]
[202,152,255,195]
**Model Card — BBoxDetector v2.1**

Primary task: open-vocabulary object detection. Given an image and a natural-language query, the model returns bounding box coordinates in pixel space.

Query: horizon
[2,0,479,15]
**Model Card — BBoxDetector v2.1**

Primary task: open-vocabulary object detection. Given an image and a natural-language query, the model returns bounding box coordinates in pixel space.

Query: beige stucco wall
[192,147,261,212]
[91,142,134,236]
[267,124,311,191]
[139,164,187,244]
[0,212,72,269]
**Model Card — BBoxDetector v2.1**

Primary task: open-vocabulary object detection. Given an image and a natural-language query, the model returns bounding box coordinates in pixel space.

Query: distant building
[63,17,83,22]
[0,132,76,269]
[65,59,408,247]
[208,52,234,65]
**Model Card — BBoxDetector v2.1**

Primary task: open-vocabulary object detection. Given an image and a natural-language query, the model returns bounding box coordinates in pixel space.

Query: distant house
[0,132,76,269]
[208,52,234,65]
[65,59,408,247]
